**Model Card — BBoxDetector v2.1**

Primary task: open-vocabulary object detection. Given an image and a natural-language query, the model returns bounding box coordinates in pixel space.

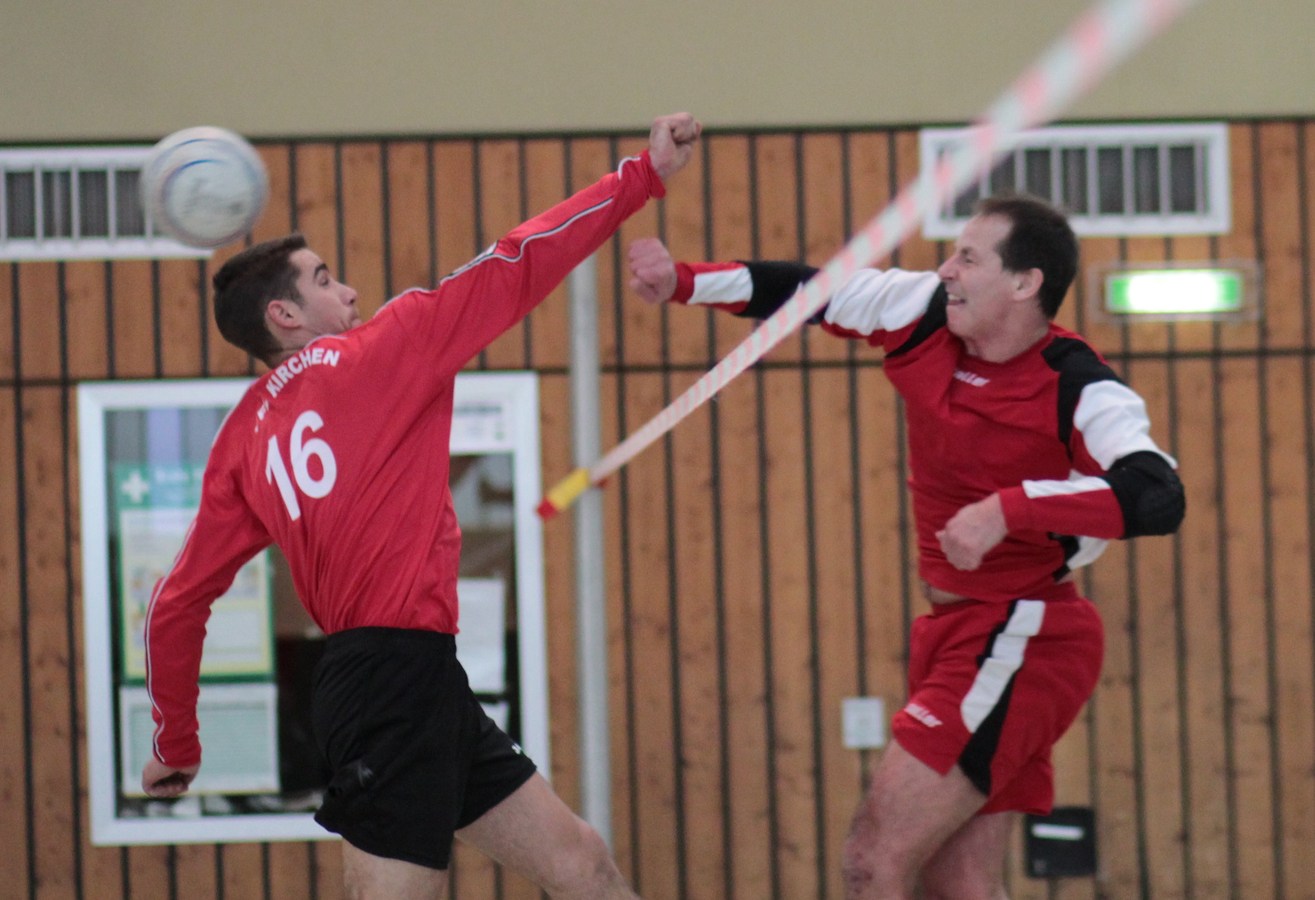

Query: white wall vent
[0,146,212,261]
[919,122,1231,239]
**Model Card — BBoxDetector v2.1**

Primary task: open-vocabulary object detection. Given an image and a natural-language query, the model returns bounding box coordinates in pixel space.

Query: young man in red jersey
[627,195,1184,899]
[142,113,701,900]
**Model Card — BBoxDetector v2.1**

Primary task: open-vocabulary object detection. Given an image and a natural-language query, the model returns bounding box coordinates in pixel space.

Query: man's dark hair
[212,234,308,364]
[975,194,1079,319]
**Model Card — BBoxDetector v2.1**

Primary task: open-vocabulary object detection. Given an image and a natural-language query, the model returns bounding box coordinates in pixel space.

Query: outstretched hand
[628,237,679,304]
[142,758,200,799]
[648,112,701,181]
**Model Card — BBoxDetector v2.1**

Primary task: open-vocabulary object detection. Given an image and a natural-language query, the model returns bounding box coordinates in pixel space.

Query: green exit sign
[1093,261,1260,322]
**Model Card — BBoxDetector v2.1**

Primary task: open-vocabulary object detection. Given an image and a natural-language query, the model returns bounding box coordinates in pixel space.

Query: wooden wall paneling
[0,382,32,898]
[748,133,804,367]
[253,143,294,246]
[535,375,581,804]
[704,135,758,364]
[657,133,712,369]
[1077,219,1139,892]
[749,129,823,899]
[759,364,822,900]
[382,140,437,302]
[887,130,941,274]
[431,140,478,286]
[799,132,850,370]
[643,142,711,373]
[522,138,570,372]
[1173,354,1231,897]
[17,263,63,383]
[218,843,269,898]
[1257,123,1304,352]
[1123,236,1174,358]
[1218,356,1276,899]
[473,138,528,372]
[612,135,666,375]
[609,370,680,897]
[1264,354,1315,897]
[1166,233,1217,358]
[169,844,220,900]
[1127,359,1189,898]
[1085,527,1140,897]
[106,260,160,378]
[667,395,731,900]
[24,384,78,900]
[0,265,13,374]
[564,140,616,369]
[63,261,111,380]
[266,840,316,898]
[1217,124,1261,355]
[126,845,177,898]
[338,142,387,323]
[710,372,774,900]
[1259,120,1315,899]
[1078,235,1132,366]
[157,258,207,377]
[289,143,344,297]
[1305,122,1315,344]
[805,368,866,900]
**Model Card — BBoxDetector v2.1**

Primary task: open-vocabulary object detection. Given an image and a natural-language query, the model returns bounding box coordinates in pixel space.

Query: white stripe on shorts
[960,599,1046,733]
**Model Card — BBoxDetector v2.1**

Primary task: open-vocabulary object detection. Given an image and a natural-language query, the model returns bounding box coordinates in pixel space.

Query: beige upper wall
[1,0,1308,143]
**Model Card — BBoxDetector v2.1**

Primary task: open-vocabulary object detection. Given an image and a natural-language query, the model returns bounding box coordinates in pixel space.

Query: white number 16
[265,410,338,520]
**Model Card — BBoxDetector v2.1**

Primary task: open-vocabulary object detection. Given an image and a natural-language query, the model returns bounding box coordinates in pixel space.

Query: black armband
[734,261,819,320]
[1105,450,1185,537]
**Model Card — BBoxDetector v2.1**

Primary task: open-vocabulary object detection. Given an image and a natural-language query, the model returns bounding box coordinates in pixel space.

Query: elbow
[1121,470,1185,537]
[1108,451,1185,538]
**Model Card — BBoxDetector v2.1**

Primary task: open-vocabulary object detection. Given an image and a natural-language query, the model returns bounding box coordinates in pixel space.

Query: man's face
[289,248,361,336]
[936,214,1018,345]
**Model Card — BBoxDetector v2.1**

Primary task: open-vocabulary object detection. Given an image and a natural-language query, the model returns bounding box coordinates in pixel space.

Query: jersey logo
[903,702,943,728]
[953,368,990,387]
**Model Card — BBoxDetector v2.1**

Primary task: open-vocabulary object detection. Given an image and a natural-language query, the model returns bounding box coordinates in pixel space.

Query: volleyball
[141,126,269,249]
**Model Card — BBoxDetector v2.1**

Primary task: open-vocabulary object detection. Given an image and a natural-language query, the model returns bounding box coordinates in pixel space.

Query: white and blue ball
[141,126,268,248]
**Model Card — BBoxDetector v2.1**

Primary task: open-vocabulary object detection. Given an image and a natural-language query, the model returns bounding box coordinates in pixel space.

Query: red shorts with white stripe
[891,588,1104,815]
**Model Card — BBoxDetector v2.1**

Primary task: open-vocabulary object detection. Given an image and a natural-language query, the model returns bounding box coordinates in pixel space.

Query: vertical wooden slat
[1127,359,1188,899]
[522,139,570,373]
[382,140,437,300]
[0,361,31,898]
[714,375,773,900]
[339,143,387,321]
[1174,354,1231,897]
[610,371,679,897]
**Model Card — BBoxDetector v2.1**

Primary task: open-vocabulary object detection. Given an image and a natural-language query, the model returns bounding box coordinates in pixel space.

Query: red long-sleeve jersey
[146,151,666,767]
[672,261,1183,602]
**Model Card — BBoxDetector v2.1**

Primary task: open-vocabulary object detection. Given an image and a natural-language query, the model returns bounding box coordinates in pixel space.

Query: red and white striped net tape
[540,0,1204,517]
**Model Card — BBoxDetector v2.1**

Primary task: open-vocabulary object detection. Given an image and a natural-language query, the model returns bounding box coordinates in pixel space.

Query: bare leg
[842,740,990,899]
[457,773,637,899]
[919,811,1016,900]
[341,841,448,900]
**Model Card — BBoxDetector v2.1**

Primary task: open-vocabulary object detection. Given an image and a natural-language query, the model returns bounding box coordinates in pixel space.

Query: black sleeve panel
[1104,450,1186,537]
[733,261,819,320]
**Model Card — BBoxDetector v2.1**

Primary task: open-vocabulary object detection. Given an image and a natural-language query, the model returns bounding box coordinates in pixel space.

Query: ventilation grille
[919,122,1231,239]
[0,146,210,261]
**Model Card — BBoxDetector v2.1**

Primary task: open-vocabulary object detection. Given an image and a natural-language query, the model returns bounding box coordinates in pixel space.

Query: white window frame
[919,122,1231,239]
[79,373,549,845]
[0,146,211,261]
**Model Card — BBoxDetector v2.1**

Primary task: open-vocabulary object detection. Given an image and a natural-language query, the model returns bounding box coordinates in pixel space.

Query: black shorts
[310,627,537,870]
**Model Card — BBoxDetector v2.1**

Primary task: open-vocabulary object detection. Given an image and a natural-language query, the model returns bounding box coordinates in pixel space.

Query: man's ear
[265,298,302,331]
[1014,267,1043,299]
